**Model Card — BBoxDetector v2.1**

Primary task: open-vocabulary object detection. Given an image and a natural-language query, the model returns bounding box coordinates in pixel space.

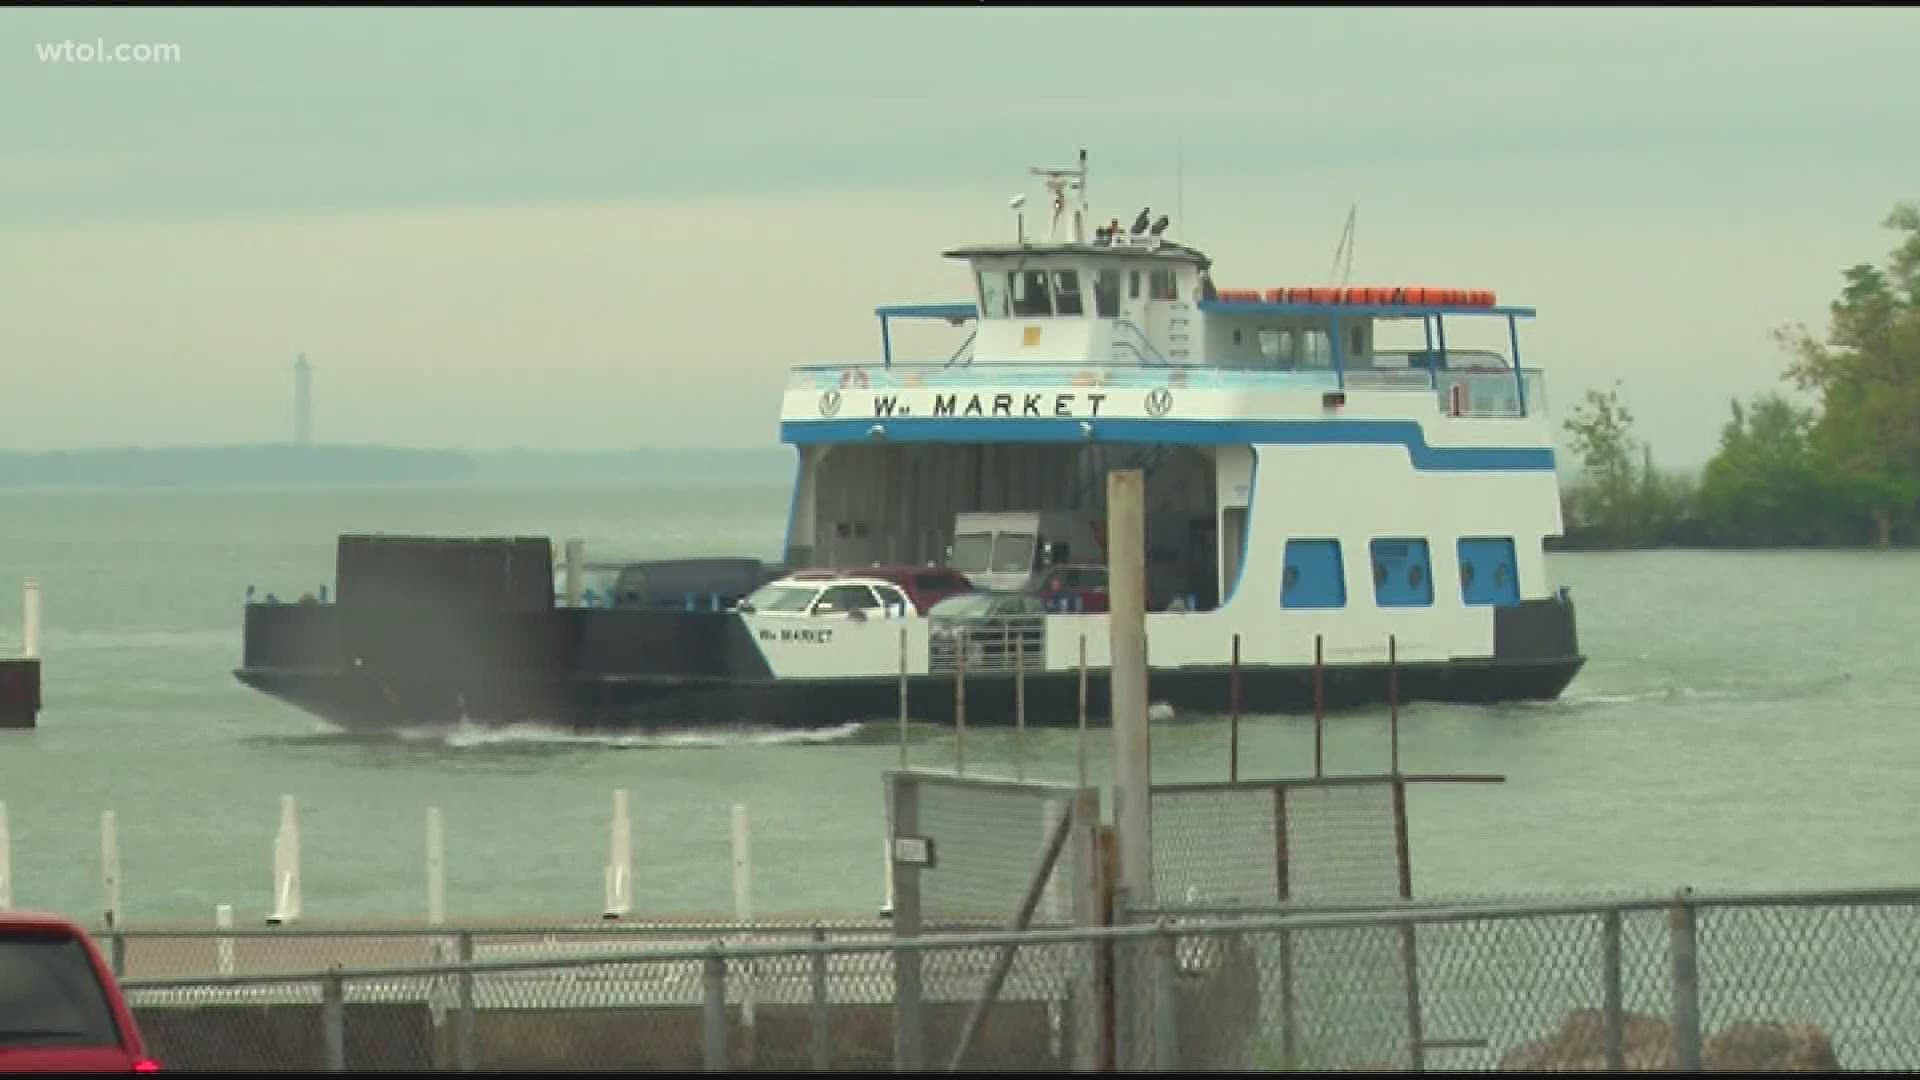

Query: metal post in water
[1229,633,1241,783]
[897,626,909,770]
[1312,634,1325,779]
[563,539,585,607]
[604,789,633,919]
[731,804,756,1037]
[1108,469,1152,906]
[426,807,446,926]
[1014,622,1027,782]
[269,795,302,925]
[1077,634,1088,790]
[100,810,122,931]
[0,801,11,911]
[955,630,967,776]
[21,578,41,659]
[215,904,235,976]
[1389,634,1400,775]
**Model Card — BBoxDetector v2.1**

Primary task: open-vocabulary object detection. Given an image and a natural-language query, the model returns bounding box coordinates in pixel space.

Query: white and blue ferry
[235,152,1582,731]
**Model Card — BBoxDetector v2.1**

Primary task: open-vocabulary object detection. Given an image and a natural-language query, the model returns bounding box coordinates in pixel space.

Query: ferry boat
[234,151,1584,732]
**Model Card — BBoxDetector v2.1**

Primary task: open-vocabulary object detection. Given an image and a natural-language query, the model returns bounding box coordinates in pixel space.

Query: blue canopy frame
[874,303,978,367]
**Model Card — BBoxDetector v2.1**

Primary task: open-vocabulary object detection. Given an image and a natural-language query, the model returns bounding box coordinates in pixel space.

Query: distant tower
[292,352,313,446]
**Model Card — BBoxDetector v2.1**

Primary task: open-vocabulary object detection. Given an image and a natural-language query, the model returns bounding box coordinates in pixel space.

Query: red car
[1033,564,1111,613]
[0,912,158,1074]
[786,566,974,614]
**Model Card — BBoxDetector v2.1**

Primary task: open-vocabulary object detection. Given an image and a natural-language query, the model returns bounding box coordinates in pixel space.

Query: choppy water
[2,484,1918,924]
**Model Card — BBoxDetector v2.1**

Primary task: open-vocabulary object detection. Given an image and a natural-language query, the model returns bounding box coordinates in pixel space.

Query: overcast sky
[2,6,1914,466]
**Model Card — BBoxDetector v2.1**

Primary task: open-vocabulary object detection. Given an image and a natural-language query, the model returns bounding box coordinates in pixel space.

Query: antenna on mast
[1327,204,1357,287]
[1032,149,1091,244]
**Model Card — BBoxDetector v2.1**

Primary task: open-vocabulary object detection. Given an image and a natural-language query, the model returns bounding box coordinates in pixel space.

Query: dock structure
[0,577,41,729]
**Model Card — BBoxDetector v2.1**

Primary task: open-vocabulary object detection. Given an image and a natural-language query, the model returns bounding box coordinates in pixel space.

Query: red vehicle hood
[0,1046,150,1073]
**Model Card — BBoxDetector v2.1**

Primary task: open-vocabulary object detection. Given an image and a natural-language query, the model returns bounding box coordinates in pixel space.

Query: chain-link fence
[118,887,1920,1072]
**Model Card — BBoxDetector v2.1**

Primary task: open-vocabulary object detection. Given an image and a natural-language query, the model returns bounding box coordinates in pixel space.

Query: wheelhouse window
[1052,270,1084,316]
[1009,270,1053,317]
[814,584,881,613]
[746,584,818,613]
[977,272,1008,319]
[1148,269,1178,301]
[1094,270,1121,317]
[1129,271,1141,300]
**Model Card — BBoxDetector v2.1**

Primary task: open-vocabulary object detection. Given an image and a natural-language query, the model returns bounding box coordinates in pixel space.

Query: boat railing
[791,362,1547,419]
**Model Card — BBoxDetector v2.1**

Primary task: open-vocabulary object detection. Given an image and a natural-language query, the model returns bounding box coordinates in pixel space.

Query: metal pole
[1108,469,1153,906]
[702,950,729,1072]
[1152,923,1182,1071]
[426,807,446,927]
[322,967,347,1072]
[809,925,830,1072]
[891,776,925,1071]
[1229,634,1241,782]
[731,804,756,1038]
[1602,908,1624,1071]
[1014,622,1027,782]
[1389,634,1400,775]
[898,626,909,770]
[955,630,967,776]
[1312,634,1325,778]
[100,810,121,934]
[21,578,41,659]
[455,931,476,1072]
[1669,895,1703,1071]
[215,904,234,976]
[1076,634,1089,790]
[0,801,10,912]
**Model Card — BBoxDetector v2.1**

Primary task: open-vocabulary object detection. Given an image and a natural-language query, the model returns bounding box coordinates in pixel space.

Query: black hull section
[236,590,1585,734]
[234,658,1583,734]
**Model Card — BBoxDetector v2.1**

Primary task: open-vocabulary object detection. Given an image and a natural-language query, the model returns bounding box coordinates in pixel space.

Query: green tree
[1696,393,1839,545]
[1561,383,1692,546]
[1772,203,1920,546]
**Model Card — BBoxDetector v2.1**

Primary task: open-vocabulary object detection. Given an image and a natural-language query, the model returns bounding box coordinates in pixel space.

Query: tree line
[1558,202,1920,549]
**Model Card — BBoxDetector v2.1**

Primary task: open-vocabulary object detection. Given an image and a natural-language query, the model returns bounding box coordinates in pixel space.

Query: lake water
[2,484,1917,925]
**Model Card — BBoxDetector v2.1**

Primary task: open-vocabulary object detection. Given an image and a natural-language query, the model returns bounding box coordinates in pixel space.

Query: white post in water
[268,795,302,924]
[603,789,633,919]
[1108,469,1153,907]
[731,803,756,1030]
[0,801,12,911]
[21,578,41,659]
[100,810,122,927]
[425,807,446,926]
[563,539,585,607]
[215,904,235,976]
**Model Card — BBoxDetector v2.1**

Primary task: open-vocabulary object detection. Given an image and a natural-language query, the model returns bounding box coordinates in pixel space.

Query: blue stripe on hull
[780,417,1556,472]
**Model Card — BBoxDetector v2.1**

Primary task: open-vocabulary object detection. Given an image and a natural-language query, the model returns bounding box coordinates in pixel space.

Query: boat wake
[259,718,871,751]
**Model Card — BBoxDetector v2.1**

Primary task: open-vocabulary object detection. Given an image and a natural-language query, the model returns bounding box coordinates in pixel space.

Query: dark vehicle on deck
[926,592,1047,673]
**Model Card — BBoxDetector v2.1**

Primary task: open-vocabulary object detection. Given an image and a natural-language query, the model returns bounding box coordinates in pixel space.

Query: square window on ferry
[1094,270,1121,317]
[1053,270,1085,316]
[1010,270,1053,317]
[1149,270,1177,301]
[977,272,1008,319]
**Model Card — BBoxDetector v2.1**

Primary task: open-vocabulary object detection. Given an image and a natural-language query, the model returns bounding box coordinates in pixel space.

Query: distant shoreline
[0,445,792,488]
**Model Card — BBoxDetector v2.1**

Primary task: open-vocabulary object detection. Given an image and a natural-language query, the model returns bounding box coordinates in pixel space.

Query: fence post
[730,802,756,1048]
[1668,894,1703,1071]
[216,904,235,976]
[1110,885,1135,1070]
[1602,908,1624,1070]
[1151,922,1182,1071]
[455,930,476,1072]
[809,925,830,1071]
[889,775,925,1072]
[425,807,446,927]
[322,966,347,1072]
[101,810,123,933]
[0,801,11,912]
[702,949,729,1072]
[1278,925,1298,1069]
